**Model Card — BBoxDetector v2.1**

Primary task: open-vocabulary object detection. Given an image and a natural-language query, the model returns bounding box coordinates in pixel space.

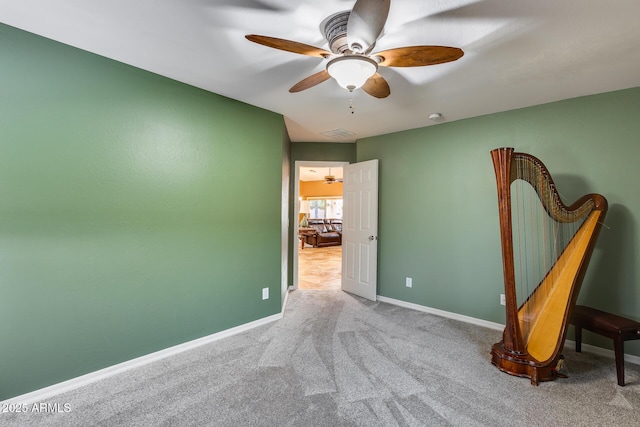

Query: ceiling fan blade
[347,0,390,52]
[374,45,464,67]
[245,35,331,58]
[362,73,390,98]
[289,70,332,93]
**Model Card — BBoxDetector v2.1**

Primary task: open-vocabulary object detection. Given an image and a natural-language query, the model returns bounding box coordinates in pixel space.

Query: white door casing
[293,160,349,290]
[341,159,379,301]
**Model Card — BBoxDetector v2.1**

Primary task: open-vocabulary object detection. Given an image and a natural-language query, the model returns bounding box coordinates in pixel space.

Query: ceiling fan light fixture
[326,56,377,92]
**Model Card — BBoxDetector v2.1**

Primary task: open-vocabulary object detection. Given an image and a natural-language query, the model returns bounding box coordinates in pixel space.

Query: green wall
[0,24,285,400]
[357,87,640,355]
[291,141,356,164]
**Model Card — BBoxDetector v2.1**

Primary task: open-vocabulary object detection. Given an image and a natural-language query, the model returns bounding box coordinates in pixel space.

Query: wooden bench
[570,305,640,386]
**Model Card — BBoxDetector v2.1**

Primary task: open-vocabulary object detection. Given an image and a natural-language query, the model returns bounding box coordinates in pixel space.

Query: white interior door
[341,159,379,301]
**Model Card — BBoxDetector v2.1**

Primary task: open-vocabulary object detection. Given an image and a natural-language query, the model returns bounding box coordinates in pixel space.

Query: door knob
[368,236,378,241]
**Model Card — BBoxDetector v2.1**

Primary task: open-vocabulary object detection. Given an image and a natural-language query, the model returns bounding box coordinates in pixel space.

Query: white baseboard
[562,340,640,365]
[376,295,505,331]
[376,295,640,366]
[2,310,284,406]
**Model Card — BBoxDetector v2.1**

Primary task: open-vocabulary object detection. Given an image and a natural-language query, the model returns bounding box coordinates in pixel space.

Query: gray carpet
[3,289,640,426]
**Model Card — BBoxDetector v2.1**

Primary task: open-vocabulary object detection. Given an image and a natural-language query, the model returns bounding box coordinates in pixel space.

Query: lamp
[326,56,378,92]
[299,200,310,227]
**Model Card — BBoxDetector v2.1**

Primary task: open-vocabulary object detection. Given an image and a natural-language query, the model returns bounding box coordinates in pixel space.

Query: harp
[490,147,607,385]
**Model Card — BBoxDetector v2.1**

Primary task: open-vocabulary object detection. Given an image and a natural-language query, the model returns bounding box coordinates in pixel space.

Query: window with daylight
[309,198,343,219]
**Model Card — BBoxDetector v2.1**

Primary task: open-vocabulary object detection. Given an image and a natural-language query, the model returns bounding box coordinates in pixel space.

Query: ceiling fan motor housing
[323,11,351,54]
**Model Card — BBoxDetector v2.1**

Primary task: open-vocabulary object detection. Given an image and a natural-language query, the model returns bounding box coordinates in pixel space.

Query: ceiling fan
[245,0,463,98]
[323,168,343,184]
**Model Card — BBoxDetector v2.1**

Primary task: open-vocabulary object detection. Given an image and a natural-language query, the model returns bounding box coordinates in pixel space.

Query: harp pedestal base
[490,342,562,386]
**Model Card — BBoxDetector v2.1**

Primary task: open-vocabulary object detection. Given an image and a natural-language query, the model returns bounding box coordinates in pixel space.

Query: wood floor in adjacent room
[298,245,341,290]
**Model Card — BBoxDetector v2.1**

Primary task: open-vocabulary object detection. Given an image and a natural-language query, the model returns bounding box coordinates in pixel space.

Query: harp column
[491,147,526,355]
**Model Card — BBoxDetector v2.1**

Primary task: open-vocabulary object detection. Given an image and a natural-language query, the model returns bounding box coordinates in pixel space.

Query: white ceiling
[300,167,343,182]
[2,0,639,143]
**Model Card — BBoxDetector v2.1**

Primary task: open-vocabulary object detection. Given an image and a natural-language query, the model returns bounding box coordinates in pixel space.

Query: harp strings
[511,156,584,343]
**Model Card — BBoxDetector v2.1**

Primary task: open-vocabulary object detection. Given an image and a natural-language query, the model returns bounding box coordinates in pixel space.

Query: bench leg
[574,325,583,353]
[613,337,625,386]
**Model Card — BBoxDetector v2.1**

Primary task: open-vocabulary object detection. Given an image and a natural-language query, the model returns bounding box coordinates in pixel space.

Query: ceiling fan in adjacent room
[323,169,343,184]
[245,0,464,98]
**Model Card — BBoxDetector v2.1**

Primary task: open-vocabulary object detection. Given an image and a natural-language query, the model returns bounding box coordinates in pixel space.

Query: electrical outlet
[262,288,269,300]
[500,293,506,306]
[406,277,412,288]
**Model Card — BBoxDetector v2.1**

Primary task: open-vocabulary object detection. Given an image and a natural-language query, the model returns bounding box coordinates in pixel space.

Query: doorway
[293,161,348,290]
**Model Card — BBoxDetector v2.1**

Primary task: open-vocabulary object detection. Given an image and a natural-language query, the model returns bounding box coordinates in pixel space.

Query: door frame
[292,160,349,290]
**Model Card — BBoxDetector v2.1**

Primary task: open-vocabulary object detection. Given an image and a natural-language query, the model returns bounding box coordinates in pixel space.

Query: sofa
[304,218,342,248]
